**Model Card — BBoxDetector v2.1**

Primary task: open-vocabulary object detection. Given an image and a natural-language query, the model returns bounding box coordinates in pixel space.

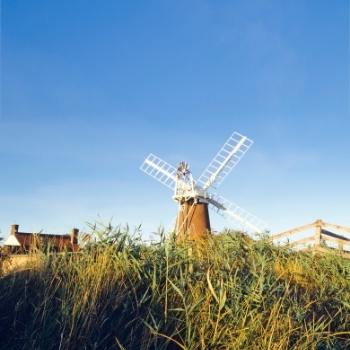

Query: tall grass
[0,224,349,349]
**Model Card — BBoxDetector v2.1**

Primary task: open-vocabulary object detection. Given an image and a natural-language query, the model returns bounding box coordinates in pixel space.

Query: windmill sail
[197,132,253,190]
[207,193,266,234]
[140,153,177,190]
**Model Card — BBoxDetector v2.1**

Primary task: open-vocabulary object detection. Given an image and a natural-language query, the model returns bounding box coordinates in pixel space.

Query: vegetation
[0,224,349,349]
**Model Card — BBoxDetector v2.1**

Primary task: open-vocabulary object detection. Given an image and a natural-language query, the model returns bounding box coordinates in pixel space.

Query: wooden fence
[271,219,350,259]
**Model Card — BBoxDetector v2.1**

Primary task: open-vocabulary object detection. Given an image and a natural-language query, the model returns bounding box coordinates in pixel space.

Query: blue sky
[1,0,349,240]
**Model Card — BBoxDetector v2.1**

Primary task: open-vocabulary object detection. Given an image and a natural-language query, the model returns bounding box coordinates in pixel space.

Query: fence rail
[271,220,350,259]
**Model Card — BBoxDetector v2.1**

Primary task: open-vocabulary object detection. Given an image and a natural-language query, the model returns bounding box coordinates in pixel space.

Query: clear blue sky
[1,0,349,239]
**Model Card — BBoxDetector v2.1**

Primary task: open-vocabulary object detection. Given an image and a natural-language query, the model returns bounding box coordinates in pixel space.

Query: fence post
[314,220,322,249]
[338,242,343,253]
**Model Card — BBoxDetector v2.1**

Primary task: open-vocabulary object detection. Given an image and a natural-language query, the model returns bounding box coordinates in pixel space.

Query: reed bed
[0,224,349,349]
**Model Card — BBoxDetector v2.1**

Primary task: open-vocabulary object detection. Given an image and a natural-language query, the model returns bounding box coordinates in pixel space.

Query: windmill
[140,131,266,241]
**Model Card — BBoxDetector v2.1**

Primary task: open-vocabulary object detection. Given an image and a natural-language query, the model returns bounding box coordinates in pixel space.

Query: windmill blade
[207,193,267,234]
[197,132,253,190]
[140,153,177,190]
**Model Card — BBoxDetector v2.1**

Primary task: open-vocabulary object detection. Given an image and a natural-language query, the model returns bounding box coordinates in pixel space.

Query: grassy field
[0,224,349,349]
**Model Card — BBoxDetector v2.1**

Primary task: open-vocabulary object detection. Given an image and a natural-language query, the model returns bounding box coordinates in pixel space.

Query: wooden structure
[175,199,211,241]
[3,224,79,253]
[271,220,350,259]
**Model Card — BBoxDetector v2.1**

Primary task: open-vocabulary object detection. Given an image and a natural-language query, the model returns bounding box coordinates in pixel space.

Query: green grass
[0,223,349,349]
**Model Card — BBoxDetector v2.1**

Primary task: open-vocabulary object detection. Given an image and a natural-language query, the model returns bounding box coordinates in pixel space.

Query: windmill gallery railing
[270,220,350,259]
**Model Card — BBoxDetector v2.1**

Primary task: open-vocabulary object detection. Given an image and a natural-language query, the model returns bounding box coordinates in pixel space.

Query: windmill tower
[140,131,266,241]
